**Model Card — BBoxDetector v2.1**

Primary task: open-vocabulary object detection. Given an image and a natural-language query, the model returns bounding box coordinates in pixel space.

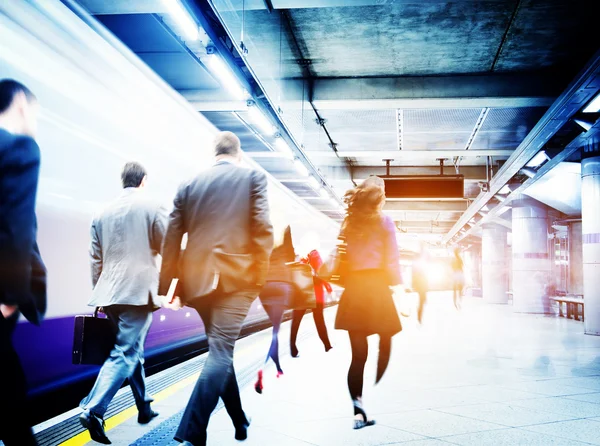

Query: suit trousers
[175,291,255,445]
[80,305,153,418]
[0,311,36,446]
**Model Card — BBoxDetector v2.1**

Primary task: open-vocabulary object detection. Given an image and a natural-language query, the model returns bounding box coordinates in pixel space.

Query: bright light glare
[426,263,445,286]
[275,138,293,156]
[319,187,330,199]
[207,54,247,100]
[294,159,309,177]
[247,105,276,136]
[583,93,600,113]
[162,0,199,40]
[308,176,320,190]
[526,150,549,168]
[498,184,511,195]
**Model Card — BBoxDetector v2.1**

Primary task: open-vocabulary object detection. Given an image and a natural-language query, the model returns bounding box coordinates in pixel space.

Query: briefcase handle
[93,307,103,318]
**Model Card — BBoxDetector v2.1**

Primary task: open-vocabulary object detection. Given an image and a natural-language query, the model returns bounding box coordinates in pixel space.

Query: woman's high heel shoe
[276,370,284,378]
[254,370,263,394]
[352,398,376,430]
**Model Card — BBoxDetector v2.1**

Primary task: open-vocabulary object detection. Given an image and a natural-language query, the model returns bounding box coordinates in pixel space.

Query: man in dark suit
[0,79,46,446]
[159,131,273,446]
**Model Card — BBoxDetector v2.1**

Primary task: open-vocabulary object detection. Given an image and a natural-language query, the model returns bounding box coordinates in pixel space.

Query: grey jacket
[159,161,274,302]
[88,188,167,308]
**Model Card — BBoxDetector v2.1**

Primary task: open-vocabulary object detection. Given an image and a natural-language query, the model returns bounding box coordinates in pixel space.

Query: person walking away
[0,79,46,446]
[254,225,295,394]
[451,247,465,310]
[412,248,429,324]
[159,131,273,446]
[79,162,165,444]
[289,248,333,357]
[334,175,402,430]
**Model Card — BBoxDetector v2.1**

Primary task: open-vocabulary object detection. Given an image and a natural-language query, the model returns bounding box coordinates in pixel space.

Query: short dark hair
[121,162,147,188]
[214,131,241,157]
[0,79,36,114]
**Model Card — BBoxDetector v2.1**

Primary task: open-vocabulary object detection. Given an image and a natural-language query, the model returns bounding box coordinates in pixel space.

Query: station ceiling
[75,0,597,240]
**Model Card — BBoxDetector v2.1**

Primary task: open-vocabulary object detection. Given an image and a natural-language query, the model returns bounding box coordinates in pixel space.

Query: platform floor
[71,292,600,445]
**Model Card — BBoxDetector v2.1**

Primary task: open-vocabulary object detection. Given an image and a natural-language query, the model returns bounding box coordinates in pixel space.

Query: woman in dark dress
[335,176,402,429]
[254,225,295,394]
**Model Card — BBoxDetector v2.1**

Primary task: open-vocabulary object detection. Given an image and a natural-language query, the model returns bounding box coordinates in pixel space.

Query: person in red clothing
[289,249,333,357]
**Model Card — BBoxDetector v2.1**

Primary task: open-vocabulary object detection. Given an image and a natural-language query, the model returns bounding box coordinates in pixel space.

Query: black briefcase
[72,308,116,365]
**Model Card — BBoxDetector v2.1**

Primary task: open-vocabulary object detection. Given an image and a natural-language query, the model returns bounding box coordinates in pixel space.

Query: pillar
[569,221,584,295]
[582,156,600,335]
[512,197,551,313]
[482,224,509,304]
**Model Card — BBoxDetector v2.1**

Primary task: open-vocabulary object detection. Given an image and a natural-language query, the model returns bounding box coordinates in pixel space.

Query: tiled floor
[92,292,600,445]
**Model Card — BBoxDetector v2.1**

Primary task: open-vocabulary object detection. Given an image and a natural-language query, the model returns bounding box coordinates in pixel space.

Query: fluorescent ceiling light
[293,159,309,177]
[526,150,550,168]
[520,167,537,178]
[583,93,600,113]
[275,137,293,156]
[495,194,506,202]
[482,204,490,211]
[308,176,320,190]
[247,104,276,136]
[162,0,199,40]
[206,54,247,100]
[574,118,594,132]
[498,184,511,195]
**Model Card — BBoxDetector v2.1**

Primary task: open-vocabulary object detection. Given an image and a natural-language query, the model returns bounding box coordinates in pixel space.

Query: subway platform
[38,293,600,446]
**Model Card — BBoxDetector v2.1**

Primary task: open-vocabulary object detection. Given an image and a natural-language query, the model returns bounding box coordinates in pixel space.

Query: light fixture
[495,194,506,202]
[482,204,490,211]
[206,54,247,100]
[583,93,600,113]
[574,118,594,132]
[498,184,511,195]
[293,159,309,177]
[497,206,512,216]
[526,150,550,168]
[478,210,488,217]
[308,176,320,190]
[247,103,276,136]
[275,137,293,156]
[162,0,199,40]
[520,167,537,178]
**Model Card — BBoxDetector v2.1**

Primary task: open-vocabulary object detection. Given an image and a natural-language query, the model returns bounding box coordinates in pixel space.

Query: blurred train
[0,1,340,421]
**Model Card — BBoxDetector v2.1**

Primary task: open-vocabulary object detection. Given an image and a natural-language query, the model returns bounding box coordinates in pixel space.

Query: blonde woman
[254,225,296,393]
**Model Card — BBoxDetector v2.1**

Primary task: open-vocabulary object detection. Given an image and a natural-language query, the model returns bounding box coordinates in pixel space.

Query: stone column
[512,197,551,313]
[569,221,584,295]
[482,224,509,304]
[582,156,600,335]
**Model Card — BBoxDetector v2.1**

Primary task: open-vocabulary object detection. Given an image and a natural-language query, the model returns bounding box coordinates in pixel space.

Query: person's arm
[151,205,168,256]
[159,185,186,296]
[0,137,41,307]
[89,219,102,288]
[249,170,274,287]
[383,216,402,286]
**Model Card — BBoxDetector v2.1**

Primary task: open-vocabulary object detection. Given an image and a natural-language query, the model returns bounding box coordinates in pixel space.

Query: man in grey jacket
[79,162,166,444]
[159,131,273,446]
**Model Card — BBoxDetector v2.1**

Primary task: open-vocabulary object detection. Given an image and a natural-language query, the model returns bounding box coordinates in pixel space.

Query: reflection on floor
[96,292,600,445]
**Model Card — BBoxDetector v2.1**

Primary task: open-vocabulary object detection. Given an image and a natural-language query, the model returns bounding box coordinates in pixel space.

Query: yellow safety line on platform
[58,332,269,445]
[58,373,199,446]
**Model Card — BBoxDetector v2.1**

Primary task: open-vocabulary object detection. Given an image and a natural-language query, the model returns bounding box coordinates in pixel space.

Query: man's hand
[0,304,18,319]
[161,295,183,311]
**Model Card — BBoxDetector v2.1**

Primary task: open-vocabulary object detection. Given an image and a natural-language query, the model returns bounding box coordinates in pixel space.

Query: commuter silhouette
[412,247,429,324]
[334,176,402,429]
[0,79,46,446]
[159,131,273,446]
[79,162,165,444]
[451,248,465,310]
[255,225,295,393]
[289,248,333,357]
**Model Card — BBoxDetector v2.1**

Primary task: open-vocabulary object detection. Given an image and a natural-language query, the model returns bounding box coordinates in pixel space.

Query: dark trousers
[290,302,331,354]
[0,312,36,446]
[347,331,392,400]
[175,291,255,445]
[80,305,153,418]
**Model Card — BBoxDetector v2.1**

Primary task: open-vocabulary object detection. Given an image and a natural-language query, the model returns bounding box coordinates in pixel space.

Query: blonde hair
[341,176,386,236]
[214,131,241,157]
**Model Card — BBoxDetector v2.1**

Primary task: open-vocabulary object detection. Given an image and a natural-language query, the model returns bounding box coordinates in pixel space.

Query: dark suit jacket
[0,128,47,325]
[159,161,273,302]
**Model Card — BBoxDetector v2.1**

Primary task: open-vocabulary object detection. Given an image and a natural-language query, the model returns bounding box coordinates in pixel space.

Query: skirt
[259,281,293,307]
[335,269,402,336]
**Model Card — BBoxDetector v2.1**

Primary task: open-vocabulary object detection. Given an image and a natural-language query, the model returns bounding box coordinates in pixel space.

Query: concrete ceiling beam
[311,74,560,110]
[384,201,469,212]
